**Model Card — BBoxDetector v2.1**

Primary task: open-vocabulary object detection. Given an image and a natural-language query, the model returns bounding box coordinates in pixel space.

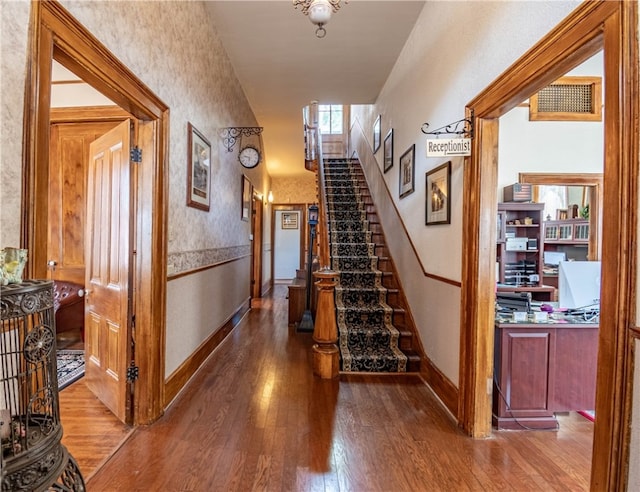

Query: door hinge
[127,363,139,382]
[130,147,142,163]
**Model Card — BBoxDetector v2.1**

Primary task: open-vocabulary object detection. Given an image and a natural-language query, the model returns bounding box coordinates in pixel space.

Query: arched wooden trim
[459,2,637,491]
[22,0,169,425]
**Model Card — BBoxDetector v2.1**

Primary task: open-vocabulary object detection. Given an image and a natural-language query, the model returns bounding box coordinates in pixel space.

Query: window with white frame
[318,104,343,134]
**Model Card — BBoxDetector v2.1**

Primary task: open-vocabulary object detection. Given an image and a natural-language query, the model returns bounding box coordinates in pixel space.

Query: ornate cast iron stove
[1,280,85,491]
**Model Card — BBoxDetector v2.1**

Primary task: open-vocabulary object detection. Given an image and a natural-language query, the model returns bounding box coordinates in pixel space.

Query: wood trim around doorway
[459,2,638,492]
[23,1,169,425]
[518,172,603,261]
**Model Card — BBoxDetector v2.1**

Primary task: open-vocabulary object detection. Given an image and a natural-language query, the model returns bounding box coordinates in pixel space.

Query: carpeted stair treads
[323,158,407,372]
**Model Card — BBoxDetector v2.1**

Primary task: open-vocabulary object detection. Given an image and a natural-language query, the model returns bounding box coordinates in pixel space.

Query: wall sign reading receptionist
[426,138,471,157]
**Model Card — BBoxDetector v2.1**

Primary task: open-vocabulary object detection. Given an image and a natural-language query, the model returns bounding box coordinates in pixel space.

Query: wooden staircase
[322,157,421,372]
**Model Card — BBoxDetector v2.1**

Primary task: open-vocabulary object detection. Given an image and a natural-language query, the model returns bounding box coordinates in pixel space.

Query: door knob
[47,260,57,271]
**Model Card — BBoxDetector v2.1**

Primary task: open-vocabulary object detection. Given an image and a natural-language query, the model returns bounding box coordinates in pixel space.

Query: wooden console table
[493,319,598,430]
[287,277,306,326]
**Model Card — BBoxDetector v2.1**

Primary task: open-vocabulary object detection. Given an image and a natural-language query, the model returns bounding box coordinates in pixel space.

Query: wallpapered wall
[271,174,317,205]
[0,0,272,378]
[0,1,30,247]
[54,0,270,269]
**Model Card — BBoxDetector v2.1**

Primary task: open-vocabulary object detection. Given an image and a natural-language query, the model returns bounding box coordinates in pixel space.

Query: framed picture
[281,212,299,230]
[425,161,451,225]
[399,144,415,199]
[241,175,252,222]
[373,115,381,153]
[383,129,394,173]
[187,123,211,211]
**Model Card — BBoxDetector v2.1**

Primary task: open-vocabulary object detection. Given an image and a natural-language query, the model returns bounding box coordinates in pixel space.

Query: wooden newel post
[312,268,340,379]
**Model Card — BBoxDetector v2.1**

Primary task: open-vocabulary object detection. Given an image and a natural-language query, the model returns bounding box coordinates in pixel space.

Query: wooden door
[251,195,263,298]
[84,119,133,424]
[48,121,121,284]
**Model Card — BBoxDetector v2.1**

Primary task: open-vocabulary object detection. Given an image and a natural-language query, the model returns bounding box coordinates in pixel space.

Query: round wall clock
[239,145,261,168]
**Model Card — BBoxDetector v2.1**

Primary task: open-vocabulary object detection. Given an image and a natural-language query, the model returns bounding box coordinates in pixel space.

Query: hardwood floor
[59,381,134,481]
[80,285,592,491]
[57,332,134,481]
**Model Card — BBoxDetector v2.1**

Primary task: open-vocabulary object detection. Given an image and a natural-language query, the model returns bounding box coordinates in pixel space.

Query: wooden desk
[493,320,598,430]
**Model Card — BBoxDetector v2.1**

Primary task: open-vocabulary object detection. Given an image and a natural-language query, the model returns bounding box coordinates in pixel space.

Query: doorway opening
[459,2,638,490]
[23,1,168,426]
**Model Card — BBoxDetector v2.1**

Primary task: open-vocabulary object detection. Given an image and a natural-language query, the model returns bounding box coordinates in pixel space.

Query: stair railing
[303,102,339,379]
[303,102,329,268]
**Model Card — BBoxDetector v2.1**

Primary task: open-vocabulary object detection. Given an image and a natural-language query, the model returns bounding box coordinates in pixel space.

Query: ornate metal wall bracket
[421,110,475,139]
[220,127,263,152]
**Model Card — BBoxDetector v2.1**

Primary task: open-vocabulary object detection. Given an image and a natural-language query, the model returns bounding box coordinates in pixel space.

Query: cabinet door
[551,327,598,411]
[558,224,573,240]
[574,223,589,241]
[495,330,554,418]
[544,223,559,241]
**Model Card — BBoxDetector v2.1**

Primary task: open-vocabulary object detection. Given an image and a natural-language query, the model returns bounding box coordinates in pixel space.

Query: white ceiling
[52,1,426,178]
[204,1,426,176]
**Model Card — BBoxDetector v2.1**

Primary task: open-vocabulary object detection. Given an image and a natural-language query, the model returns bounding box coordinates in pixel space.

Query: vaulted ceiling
[204,1,426,177]
[51,1,426,179]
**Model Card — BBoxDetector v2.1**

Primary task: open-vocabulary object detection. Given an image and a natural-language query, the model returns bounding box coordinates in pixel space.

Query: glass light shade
[308,204,319,225]
[268,191,274,203]
[308,0,332,25]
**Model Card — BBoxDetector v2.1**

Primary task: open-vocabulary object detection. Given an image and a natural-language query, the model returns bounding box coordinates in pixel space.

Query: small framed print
[373,115,381,154]
[281,212,299,230]
[241,175,252,222]
[399,144,415,199]
[425,161,451,225]
[383,129,393,173]
[187,123,211,211]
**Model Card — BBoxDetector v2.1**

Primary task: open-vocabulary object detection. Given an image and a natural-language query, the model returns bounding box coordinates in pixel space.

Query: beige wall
[351,0,580,385]
[353,1,640,485]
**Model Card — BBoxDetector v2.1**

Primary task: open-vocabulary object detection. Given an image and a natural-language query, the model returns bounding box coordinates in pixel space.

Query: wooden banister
[303,101,329,267]
[311,269,339,379]
[315,134,329,268]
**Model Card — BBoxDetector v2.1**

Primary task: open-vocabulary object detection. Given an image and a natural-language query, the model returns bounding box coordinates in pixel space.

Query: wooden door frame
[251,192,264,298]
[518,173,604,261]
[22,0,168,424]
[270,204,307,281]
[459,2,638,490]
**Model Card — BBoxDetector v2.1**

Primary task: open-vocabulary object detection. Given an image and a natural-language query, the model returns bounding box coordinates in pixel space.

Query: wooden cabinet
[496,203,545,288]
[542,219,590,290]
[493,322,598,429]
[543,219,589,243]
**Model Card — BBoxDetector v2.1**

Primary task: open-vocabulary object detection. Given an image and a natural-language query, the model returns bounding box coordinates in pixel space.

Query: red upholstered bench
[53,280,85,341]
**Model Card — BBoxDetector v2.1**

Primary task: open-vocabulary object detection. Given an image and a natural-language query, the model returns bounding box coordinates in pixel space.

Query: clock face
[239,146,261,168]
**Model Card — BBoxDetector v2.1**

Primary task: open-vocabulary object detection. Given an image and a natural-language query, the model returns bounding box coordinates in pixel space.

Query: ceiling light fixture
[293,0,346,38]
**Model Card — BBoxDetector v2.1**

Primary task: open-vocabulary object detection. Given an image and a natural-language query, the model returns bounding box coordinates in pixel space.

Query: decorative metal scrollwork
[421,110,475,139]
[24,324,55,362]
[219,127,263,152]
